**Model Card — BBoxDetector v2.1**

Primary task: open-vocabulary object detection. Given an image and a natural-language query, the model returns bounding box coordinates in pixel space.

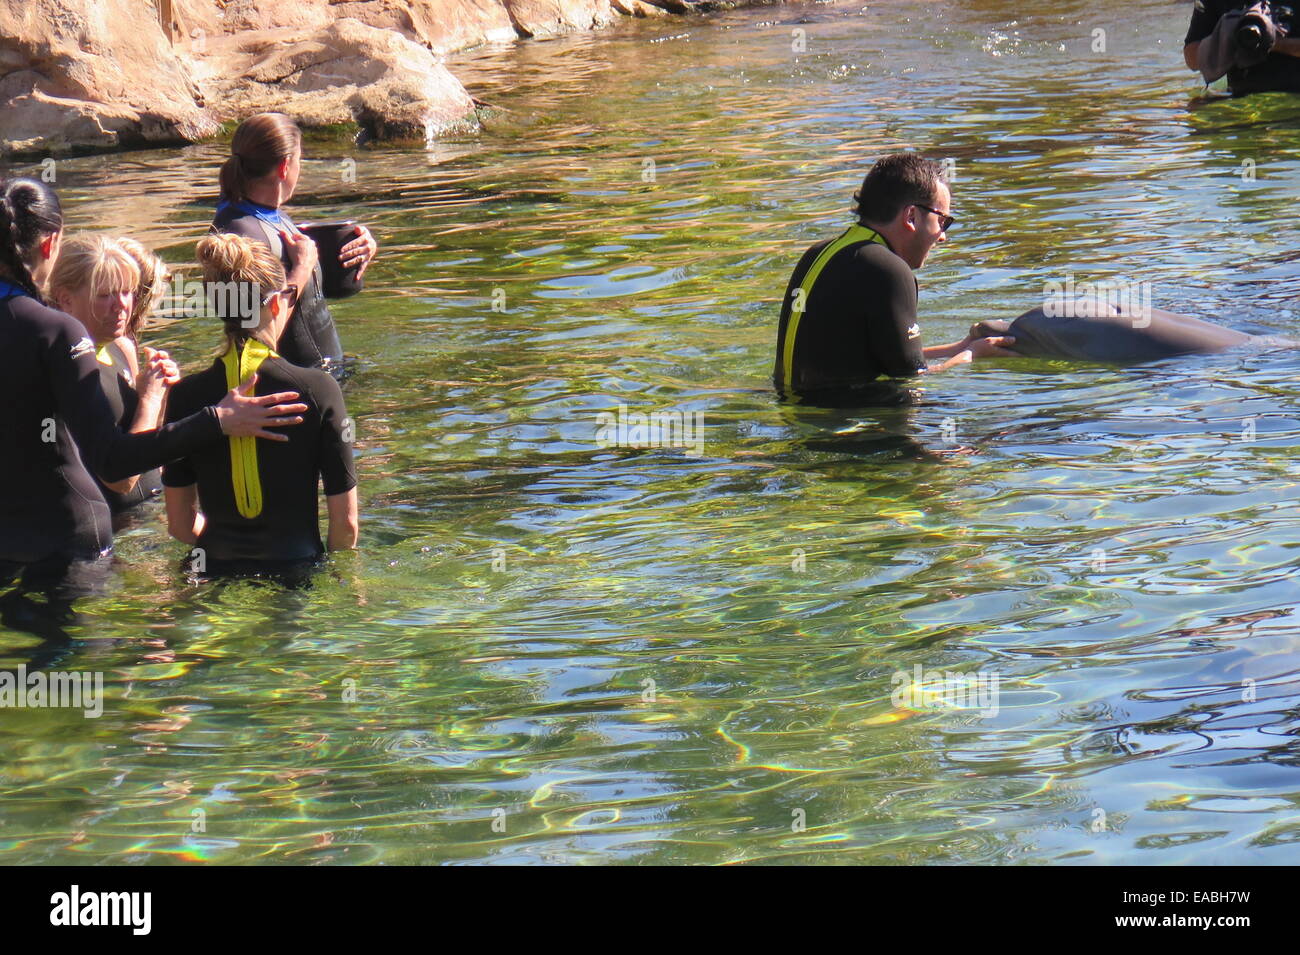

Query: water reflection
[2,0,1300,864]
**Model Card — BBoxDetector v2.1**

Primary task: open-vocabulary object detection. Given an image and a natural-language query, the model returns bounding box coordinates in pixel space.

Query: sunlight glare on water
[2,0,1300,865]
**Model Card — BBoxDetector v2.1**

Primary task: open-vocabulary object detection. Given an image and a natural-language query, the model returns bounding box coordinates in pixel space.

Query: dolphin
[974,303,1264,363]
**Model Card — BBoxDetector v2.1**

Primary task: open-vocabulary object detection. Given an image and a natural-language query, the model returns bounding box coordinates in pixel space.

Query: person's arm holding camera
[1183,0,1222,72]
[1184,1,1300,75]
[1275,35,1300,56]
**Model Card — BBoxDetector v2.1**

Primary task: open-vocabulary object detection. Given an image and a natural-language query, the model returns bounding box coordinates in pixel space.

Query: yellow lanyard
[221,338,278,519]
[95,343,114,366]
[780,225,889,386]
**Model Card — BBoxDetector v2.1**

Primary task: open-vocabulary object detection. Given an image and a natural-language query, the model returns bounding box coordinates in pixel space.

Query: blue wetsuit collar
[217,197,286,228]
[0,279,29,300]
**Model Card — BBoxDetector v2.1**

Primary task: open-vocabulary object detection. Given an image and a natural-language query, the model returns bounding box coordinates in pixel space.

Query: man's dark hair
[852,154,946,224]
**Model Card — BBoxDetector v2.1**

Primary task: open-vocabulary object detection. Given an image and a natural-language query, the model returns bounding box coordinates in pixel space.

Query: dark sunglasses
[914,204,956,232]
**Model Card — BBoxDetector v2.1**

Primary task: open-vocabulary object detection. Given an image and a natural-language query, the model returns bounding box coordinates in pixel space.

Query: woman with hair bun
[0,176,308,627]
[47,235,175,516]
[213,111,377,378]
[163,231,359,581]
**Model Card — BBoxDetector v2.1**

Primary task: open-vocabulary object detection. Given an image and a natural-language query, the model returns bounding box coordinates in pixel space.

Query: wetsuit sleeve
[1186,0,1225,43]
[315,375,357,495]
[44,307,223,483]
[861,250,926,378]
[160,382,200,488]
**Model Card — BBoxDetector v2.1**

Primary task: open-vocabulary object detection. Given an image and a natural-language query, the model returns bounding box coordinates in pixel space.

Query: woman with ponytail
[48,235,175,517]
[0,177,309,616]
[213,112,377,379]
[162,232,358,580]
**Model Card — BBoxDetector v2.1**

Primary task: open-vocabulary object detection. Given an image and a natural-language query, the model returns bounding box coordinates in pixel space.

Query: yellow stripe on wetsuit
[221,338,278,519]
[780,225,889,387]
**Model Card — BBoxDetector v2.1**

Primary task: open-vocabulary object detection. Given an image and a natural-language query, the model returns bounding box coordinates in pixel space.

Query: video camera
[1236,1,1294,60]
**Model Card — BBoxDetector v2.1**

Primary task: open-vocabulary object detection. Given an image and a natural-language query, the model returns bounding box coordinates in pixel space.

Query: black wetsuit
[773,229,926,406]
[0,290,222,595]
[1187,0,1300,93]
[95,340,163,514]
[211,200,344,376]
[161,343,355,575]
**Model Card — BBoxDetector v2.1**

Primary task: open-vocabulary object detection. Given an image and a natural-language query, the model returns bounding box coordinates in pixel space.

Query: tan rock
[502,0,621,38]
[0,86,135,155]
[192,0,334,34]
[331,0,518,55]
[196,18,477,142]
[0,0,712,157]
[609,0,669,17]
[638,0,693,13]
[0,0,217,156]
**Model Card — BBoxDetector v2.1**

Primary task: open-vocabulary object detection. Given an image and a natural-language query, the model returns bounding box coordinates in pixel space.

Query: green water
[4,0,1300,864]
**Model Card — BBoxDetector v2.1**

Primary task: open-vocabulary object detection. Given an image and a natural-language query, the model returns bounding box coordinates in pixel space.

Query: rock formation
[0,0,708,157]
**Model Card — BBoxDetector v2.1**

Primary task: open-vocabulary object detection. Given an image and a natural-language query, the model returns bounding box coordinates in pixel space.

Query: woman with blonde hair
[0,176,307,645]
[48,234,179,515]
[163,231,358,580]
[113,235,170,371]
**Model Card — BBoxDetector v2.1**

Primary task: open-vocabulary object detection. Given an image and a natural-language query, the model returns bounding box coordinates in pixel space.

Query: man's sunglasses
[914,204,956,232]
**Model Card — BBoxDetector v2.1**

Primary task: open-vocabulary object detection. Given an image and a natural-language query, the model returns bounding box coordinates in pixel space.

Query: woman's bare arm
[164,485,204,544]
[326,488,359,551]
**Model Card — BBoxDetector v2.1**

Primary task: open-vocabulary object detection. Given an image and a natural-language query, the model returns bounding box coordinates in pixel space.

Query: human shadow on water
[0,556,337,674]
[110,562,327,677]
[182,557,323,593]
[769,391,971,464]
[0,555,114,671]
[0,592,79,671]
[1184,95,1300,128]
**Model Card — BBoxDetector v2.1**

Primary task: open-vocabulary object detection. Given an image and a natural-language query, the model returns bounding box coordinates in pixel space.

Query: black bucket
[298,221,364,298]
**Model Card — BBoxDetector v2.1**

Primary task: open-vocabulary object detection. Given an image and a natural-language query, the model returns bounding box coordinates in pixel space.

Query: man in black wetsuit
[774,153,1014,406]
[1184,1,1300,93]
